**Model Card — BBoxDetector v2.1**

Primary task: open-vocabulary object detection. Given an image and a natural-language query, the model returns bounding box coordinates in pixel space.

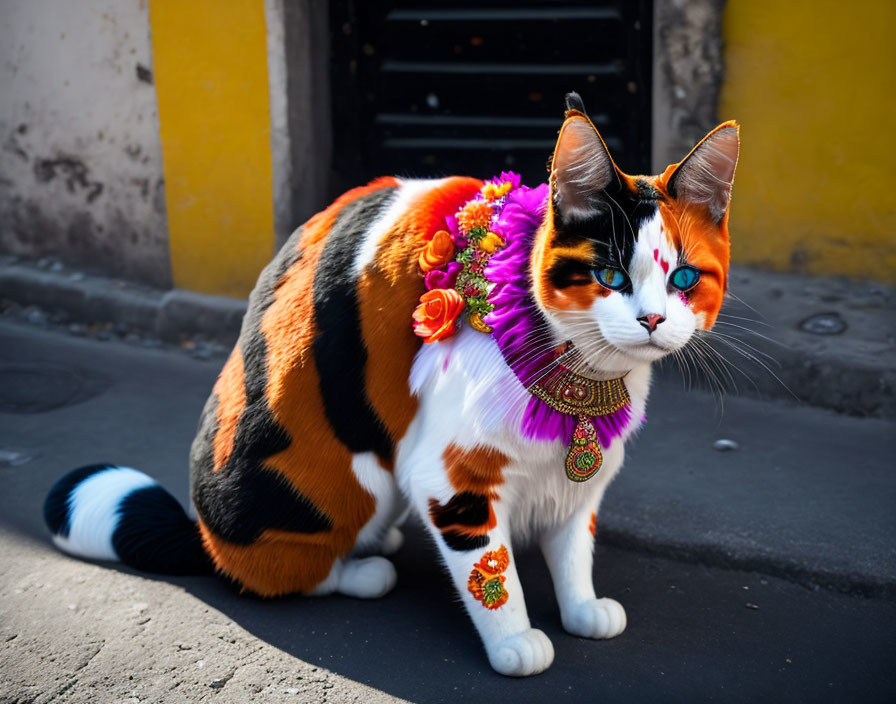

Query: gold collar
[527,366,630,417]
[526,344,630,482]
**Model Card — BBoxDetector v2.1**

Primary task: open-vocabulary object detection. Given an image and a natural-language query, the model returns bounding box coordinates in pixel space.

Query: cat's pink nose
[638,314,665,333]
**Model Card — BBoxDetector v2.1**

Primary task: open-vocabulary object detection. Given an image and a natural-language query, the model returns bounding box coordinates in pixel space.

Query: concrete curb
[696,267,896,418]
[0,260,246,345]
[1,259,894,416]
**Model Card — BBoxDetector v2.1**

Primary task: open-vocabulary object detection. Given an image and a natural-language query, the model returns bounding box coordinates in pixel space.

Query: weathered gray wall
[281,0,332,247]
[652,0,726,171]
[0,0,171,287]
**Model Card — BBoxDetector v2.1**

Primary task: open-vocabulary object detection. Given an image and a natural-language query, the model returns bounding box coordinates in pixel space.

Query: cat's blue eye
[669,265,701,291]
[594,267,629,291]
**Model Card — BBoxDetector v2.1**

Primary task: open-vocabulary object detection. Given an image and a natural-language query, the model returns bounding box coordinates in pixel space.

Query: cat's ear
[551,113,616,222]
[667,121,740,224]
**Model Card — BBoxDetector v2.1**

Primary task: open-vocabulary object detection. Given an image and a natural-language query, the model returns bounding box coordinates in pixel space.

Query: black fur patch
[551,177,659,291]
[545,257,595,290]
[190,226,333,546]
[112,485,213,575]
[428,493,493,552]
[43,463,112,537]
[191,401,330,544]
[441,531,490,552]
[429,492,491,529]
[564,91,587,115]
[312,187,397,462]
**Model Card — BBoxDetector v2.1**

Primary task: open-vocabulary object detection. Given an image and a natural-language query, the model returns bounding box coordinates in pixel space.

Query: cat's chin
[604,340,674,365]
[568,339,670,376]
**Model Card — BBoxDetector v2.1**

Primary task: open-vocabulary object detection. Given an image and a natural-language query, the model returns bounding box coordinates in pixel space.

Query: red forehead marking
[653,248,669,274]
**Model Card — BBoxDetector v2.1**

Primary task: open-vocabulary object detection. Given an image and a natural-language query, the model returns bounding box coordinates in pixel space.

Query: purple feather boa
[483,183,636,446]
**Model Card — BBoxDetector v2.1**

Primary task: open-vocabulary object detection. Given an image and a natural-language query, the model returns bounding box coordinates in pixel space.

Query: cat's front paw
[562,597,627,639]
[486,628,554,677]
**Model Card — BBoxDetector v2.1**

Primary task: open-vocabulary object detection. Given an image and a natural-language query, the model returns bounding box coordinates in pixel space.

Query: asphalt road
[1,320,894,703]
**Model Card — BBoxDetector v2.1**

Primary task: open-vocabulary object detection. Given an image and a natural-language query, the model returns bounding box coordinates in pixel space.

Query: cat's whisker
[716,312,773,328]
[696,331,800,402]
[701,329,780,365]
[711,321,786,350]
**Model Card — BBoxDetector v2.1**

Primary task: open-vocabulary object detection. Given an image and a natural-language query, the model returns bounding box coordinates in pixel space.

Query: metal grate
[329,0,652,190]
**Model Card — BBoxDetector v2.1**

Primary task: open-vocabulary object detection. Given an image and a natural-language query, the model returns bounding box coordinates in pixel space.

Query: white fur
[350,451,405,554]
[352,178,446,276]
[311,556,398,599]
[52,467,156,561]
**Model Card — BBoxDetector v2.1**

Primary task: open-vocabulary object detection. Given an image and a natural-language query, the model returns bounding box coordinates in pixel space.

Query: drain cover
[0,363,109,413]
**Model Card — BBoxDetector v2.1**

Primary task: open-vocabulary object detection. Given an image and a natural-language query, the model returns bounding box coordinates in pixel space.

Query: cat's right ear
[550,114,617,222]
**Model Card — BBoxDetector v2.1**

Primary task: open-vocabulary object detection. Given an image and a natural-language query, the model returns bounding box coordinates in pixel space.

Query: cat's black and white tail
[43,464,213,575]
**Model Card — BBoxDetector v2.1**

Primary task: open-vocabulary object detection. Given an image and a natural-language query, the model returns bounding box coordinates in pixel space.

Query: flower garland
[413,172,520,342]
[412,172,638,452]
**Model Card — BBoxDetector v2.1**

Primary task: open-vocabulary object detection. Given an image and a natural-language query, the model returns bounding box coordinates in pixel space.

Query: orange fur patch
[357,178,482,452]
[198,520,337,597]
[656,199,728,329]
[211,349,246,472]
[442,443,509,496]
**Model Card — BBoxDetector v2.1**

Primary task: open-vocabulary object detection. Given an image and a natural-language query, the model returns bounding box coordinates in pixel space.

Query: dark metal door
[329,1,652,190]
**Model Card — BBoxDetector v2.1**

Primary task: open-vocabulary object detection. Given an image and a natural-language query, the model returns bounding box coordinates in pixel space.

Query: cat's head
[531,97,739,372]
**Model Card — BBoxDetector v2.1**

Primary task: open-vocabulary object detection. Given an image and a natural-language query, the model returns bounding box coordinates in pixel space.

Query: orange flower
[457,200,493,232]
[412,288,465,343]
[474,545,510,575]
[419,230,455,273]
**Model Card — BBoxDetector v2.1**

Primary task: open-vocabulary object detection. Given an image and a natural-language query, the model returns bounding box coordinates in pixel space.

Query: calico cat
[44,94,739,676]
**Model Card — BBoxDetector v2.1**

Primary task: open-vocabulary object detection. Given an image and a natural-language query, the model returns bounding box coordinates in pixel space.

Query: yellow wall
[149,0,275,297]
[720,0,896,282]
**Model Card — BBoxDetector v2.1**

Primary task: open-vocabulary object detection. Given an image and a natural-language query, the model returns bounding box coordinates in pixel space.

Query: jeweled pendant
[565,414,603,482]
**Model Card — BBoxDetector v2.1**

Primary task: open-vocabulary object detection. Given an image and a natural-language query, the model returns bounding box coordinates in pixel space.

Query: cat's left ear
[550,112,617,222]
[666,121,740,225]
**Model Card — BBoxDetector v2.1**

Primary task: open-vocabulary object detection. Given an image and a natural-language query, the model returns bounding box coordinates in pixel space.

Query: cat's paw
[380,527,404,555]
[486,628,554,677]
[337,556,397,599]
[562,597,627,639]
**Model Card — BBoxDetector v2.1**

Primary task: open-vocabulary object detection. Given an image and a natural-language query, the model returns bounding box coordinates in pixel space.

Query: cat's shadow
[164,519,639,703]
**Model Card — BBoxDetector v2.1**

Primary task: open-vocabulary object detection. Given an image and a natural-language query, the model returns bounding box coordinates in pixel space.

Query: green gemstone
[576,452,595,470]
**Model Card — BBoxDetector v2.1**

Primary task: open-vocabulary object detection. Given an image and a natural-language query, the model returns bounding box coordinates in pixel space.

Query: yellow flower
[482,181,512,201]
[468,312,493,334]
[478,232,505,254]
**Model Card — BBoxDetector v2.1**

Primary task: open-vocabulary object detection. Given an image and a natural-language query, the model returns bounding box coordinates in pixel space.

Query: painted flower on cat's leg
[468,544,511,609]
